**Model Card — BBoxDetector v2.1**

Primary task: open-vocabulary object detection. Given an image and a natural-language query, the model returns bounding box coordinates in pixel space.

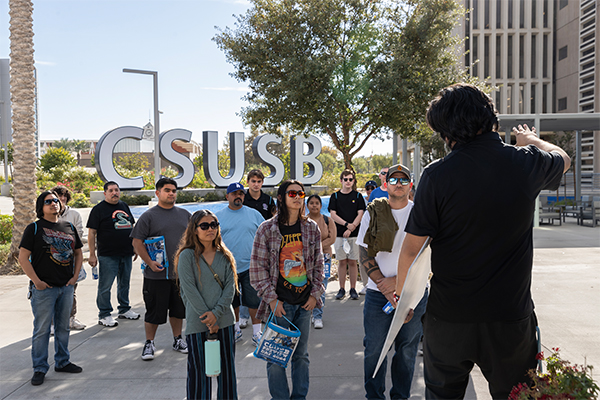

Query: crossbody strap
[200,254,224,290]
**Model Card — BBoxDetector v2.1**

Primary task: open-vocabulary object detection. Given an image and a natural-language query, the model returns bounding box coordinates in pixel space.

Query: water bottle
[343,238,351,254]
[205,332,221,377]
[382,294,400,315]
[91,266,98,280]
[323,253,331,279]
[155,252,164,268]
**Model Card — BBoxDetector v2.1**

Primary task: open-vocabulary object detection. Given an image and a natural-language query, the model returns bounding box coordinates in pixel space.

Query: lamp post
[123,68,160,187]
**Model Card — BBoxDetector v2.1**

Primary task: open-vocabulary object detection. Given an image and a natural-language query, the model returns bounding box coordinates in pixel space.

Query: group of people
[19,83,570,400]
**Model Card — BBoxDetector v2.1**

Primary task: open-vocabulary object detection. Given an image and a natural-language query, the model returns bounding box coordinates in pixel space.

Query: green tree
[54,138,89,164]
[214,0,468,169]
[39,147,77,172]
[114,152,150,174]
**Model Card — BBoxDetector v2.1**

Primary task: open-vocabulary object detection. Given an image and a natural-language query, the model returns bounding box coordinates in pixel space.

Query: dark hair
[51,185,71,203]
[156,177,178,191]
[339,169,355,180]
[103,181,119,192]
[276,180,307,225]
[247,169,264,181]
[174,209,238,291]
[36,190,62,219]
[306,194,322,205]
[426,83,498,145]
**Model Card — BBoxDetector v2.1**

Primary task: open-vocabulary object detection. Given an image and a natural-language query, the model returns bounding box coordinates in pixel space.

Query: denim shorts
[236,270,260,309]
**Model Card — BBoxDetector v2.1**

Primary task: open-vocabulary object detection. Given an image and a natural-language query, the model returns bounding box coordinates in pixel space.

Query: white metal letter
[290,135,323,185]
[202,131,245,188]
[159,129,195,189]
[95,126,144,190]
[252,134,285,187]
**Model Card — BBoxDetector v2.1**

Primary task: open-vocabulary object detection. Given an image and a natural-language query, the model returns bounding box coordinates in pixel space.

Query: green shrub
[0,243,10,267]
[0,215,13,243]
[40,147,76,172]
[70,193,93,208]
[177,191,200,204]
[202,192,225,202]
[120,194,152,206]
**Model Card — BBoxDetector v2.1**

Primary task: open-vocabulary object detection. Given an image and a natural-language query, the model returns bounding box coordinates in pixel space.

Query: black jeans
[423,312,538,399]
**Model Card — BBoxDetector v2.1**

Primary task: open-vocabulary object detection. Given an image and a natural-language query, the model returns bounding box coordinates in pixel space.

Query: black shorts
[143,278,186,325]
[231,270,260,310]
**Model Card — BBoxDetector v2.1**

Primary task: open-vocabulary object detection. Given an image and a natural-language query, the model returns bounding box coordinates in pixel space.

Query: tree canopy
[214,0,469,169]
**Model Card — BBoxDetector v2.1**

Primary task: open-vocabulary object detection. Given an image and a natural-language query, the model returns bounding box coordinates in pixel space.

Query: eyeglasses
[44,198,60,205]
[379,171,388,176]
[197,221,220,230]
[388,177,410,186]
[286,190,305,198]
[343,178,354,182]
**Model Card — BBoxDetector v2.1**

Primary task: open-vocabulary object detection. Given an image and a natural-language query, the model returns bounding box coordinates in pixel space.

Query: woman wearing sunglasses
[174,210,238,400]
[250,180,325,400]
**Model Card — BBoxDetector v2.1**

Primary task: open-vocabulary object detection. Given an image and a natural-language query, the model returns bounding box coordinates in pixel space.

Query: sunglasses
[343,178,354,182]
[379,171,388,175]
[286,190,305,198]
[366,186,375,191]
[197,221,220,230]
[44,198,60,205]
[388,177,410,186]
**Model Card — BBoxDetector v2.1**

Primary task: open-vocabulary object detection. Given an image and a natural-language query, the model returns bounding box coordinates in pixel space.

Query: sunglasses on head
[388,177,410,186]
[44,198,60,205]
[197,221,220,230]
[343,177,354,182]
[286,190,305,198]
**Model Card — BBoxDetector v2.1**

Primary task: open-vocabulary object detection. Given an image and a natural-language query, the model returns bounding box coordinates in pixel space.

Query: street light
[122,68,160,187]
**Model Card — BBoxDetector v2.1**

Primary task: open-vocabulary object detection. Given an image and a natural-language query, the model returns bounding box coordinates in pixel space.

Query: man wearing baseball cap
[216,182,265,345]
[356,164,427,399]
[364,180,377,200]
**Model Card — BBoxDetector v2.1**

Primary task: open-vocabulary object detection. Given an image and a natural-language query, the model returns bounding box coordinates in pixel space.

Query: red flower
[536,352,544,360]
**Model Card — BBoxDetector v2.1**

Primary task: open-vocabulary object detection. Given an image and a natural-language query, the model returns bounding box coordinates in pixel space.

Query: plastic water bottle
[155,252,164,268]
[91,266,98,280]
[205,332,221,377]
[324,253,331,279]
[343,238,351,254]
[382,294,400,315]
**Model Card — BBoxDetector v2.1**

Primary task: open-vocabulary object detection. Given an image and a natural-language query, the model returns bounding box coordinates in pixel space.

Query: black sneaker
[31,371,45,386]
[350,288,359,300]
[54,363,83,373]
[335,288,346,300]
[142,340,155,361]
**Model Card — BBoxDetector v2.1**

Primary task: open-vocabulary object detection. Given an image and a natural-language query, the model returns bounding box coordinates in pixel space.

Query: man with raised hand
[396,83,570,399]
[357,164,427,400]
[87,181,138,328]
[217,182,265,345]
[131,178,191,361]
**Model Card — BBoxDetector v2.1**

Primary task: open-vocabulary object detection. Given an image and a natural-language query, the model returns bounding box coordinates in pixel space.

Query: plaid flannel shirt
[250,216,325,322]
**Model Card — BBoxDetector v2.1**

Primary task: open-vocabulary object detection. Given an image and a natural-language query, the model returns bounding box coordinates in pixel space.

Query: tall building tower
[460,0,599,173]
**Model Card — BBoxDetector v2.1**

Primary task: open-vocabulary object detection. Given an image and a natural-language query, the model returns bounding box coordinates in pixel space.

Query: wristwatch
[344,222,349,228]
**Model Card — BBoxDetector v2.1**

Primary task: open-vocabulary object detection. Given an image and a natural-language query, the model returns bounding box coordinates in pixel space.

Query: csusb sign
[95,126,324,190]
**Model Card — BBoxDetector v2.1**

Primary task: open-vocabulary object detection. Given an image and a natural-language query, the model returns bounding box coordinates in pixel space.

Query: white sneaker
[118,310,140,320]
[50,324,54,336]
[70,317,86,330]
[173,336,188,354]
[359,286,367,295]
[98,316,118,327]
[252,331,263,346]
[314,319,323,329]
[235,329,243,343]
[239,317,249,329]
[141,340,155,361]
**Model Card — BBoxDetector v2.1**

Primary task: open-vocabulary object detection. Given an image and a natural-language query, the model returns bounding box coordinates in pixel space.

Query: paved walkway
[0,196,598,399]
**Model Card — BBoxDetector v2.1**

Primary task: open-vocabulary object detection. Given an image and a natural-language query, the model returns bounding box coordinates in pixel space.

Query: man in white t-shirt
[356,164,428,400]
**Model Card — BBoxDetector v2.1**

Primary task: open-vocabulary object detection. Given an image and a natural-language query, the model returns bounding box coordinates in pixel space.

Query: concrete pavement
[0,199,598,399]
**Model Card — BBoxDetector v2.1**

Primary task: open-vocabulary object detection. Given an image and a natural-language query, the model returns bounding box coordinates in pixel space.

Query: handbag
[253,300,301,368]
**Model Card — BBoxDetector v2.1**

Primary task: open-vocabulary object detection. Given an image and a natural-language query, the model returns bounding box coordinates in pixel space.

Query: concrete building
[460,0,599,174]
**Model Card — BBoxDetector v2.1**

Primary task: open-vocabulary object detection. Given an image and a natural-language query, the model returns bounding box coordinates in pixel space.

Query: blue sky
[0,0,389,157]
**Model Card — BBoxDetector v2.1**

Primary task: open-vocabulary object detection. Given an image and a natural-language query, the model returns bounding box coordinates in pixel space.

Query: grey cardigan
[177,248,236,335]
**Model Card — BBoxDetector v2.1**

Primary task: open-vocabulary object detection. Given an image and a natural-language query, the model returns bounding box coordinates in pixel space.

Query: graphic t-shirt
[19,218,83,287]
[276,220,311,305]
[86,200,135,257]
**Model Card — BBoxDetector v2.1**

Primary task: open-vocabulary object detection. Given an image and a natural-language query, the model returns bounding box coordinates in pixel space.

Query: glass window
[496,90,502,113]
[508,35,513,79]
[496,36,502,79]
[558,97,567,111]
[532,0,537,28]
[542,84,547,113]
[531,84,536,113]
[485,0,490,28]
[519,35,525,78]
[484,35,490,78]
[496,0,502,28]
[519,85,524,114]
[508,0,513,29]
[559,0,568,9]
[543,0,548,28]
[473,35,479,77]
[531,35,537,78]
[558,46,568,61]
[473,0,479,29]
[543,34,548,78]
[520,0,525,28]
[507,85,513,114]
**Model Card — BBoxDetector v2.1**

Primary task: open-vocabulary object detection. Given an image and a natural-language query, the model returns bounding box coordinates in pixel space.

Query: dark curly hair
[426,83,498,146]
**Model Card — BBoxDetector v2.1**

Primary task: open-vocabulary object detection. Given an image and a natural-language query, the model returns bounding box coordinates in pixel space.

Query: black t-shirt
[20,218,83,287]
[276,220,311,305]
[87,200,135,257]
[328,190,366,238]
[406,131,565,323]
[243,190,276,220]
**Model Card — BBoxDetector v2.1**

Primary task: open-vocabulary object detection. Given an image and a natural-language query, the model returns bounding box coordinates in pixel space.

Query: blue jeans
[97,255,133,318]
[30,284,74,373]
[363,289,428,399]
[267,303,311,400]
[312,278,328,320]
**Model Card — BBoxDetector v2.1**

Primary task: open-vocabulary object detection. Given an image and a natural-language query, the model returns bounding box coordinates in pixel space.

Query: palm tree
[3,0,37,274]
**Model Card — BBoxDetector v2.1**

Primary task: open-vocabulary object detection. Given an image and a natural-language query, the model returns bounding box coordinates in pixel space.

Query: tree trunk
[3,0,37,274]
